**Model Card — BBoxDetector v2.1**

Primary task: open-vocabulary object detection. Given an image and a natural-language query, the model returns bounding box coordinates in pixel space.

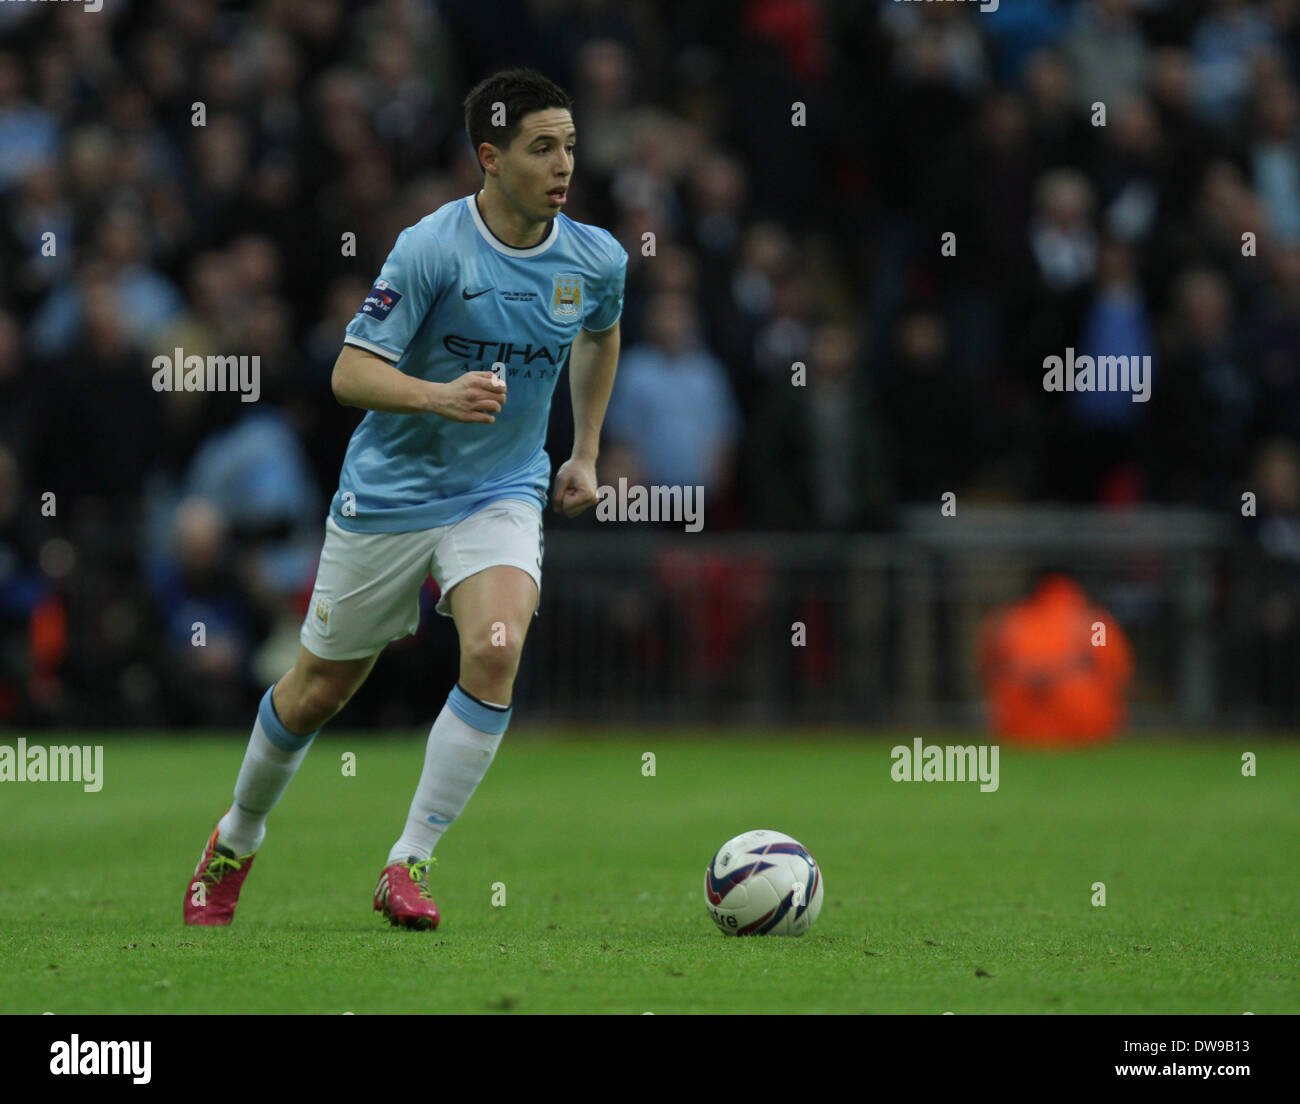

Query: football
[704,829,824,936]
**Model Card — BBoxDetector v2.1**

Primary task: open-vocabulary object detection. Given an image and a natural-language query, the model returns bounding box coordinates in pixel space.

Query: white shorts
[299,498,543,661]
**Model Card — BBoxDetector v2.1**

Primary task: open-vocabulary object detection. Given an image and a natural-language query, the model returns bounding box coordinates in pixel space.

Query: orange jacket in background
[978,575,1134,745]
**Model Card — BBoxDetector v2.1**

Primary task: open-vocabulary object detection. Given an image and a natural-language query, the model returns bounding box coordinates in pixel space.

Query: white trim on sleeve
[343,334,403,363]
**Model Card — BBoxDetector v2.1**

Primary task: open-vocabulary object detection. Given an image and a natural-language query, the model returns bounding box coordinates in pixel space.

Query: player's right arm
[331,345,505,423]
[336,223,505,422]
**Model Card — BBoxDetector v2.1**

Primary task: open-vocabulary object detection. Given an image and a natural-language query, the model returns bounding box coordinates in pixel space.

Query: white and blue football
[704,829,824,936]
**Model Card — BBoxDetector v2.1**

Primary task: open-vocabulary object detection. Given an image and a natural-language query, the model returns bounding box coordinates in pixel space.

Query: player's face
[497,108,575,221]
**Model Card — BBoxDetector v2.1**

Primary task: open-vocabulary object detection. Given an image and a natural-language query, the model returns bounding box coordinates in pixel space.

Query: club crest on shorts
[551,274,582,320]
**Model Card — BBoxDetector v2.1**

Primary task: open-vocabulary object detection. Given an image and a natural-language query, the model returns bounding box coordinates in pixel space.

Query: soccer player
[183,68,626,929]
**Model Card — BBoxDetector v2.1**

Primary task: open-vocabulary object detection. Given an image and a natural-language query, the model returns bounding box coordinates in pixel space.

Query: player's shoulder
[557,214,627,271]
[381,199,477,286]
[398,196,472,246]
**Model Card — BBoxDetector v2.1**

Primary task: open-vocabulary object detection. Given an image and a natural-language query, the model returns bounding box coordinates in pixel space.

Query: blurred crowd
[2,0,1300,725]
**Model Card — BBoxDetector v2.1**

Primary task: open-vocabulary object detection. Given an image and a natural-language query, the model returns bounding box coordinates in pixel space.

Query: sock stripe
[454,683,510,711]
[258,685,317,752]
[448,684,512,735]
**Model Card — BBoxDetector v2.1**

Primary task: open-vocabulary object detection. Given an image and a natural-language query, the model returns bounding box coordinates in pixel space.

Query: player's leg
[184,647,381,927]
[386,569,537,847]
[450,563,538,705]
[379,502,541,929]
[186,517,434,926]
[215,646,380,856]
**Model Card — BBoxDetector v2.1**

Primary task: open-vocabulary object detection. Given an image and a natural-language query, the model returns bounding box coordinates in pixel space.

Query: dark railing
[9,507,1282,730]
[520,508,1247,728]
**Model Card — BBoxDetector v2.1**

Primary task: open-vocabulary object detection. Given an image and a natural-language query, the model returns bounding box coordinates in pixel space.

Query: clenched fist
[551,457,600,517]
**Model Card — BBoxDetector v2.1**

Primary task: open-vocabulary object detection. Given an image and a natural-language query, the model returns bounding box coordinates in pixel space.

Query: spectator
[1029,168,1099,292]
[1065,0,1149,114]
[1250,74,1300,242]
[1250,245,1300,440]
[603,291,741,511]
[1059,236,1154,503]
[0,443,64,725]
[745,320,891,529]
[1152,266,1254,505]
[1249,438,1300,720]
[183,398,321,596]
[1191,0,1279,125]
[877,308,975,503]
[0,51,58,193]
[149,496,257,725]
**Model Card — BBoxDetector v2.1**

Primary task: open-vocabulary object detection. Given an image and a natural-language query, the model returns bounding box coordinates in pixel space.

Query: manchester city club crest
[551,273,582,320]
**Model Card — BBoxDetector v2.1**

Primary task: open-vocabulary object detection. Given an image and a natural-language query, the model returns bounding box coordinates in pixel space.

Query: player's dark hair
[464,68,573,175]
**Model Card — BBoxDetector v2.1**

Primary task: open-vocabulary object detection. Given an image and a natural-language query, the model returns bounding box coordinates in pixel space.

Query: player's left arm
[551,320,619,517]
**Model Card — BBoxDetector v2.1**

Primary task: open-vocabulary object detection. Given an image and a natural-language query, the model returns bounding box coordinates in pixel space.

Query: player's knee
[462,630,524,685]
[288,670,356,730]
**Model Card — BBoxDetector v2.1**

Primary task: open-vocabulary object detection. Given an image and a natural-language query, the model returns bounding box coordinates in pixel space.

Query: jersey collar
[467,193,560,258]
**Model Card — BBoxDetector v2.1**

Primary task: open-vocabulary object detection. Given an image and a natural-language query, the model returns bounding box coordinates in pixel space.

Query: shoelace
[201,850,243,885]
[405,858,437,900]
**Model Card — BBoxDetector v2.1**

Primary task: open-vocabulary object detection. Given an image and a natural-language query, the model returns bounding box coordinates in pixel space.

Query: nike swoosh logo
[462,287,493,300]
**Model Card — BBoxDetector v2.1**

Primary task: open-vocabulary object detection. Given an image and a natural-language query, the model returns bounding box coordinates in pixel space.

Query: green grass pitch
[1,731,1297,1014]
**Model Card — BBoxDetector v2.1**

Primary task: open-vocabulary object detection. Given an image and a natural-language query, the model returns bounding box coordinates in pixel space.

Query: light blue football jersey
[334,192,627,532]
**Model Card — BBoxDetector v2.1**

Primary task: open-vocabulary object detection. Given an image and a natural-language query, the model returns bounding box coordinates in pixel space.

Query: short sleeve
[582,241,627,333]
[344,225,441,363]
